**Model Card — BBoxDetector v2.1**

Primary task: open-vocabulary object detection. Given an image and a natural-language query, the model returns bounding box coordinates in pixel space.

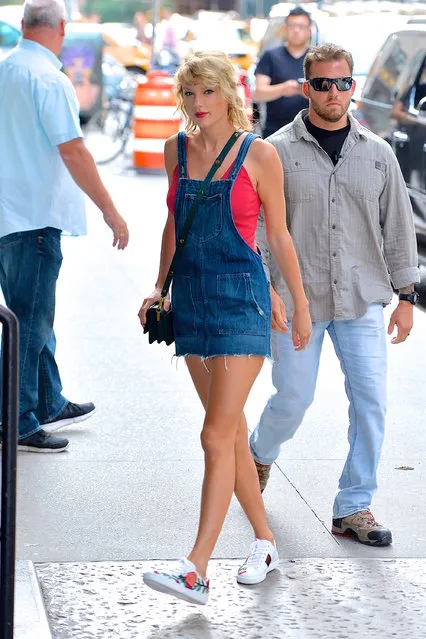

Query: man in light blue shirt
[0,0,129,452]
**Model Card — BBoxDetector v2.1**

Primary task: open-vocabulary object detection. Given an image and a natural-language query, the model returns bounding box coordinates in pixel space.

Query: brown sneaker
[254,460,271,494]
[332,510,392,546]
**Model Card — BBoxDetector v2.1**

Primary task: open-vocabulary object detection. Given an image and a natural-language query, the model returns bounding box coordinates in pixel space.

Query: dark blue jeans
[0,228,67,439]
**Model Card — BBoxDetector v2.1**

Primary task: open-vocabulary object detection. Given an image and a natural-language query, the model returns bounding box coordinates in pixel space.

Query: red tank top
[166,162,261,251]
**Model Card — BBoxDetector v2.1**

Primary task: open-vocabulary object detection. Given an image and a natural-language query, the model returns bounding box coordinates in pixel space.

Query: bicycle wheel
[83,102,131,165]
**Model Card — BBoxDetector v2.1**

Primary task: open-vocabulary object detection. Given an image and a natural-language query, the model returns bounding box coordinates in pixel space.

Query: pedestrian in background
[139,50,311,605]
[251,43,420,546]
[253,6,311,138]
[0,0,129,453]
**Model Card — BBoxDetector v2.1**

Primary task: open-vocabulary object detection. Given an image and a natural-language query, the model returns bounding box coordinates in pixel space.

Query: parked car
[190,13,257,72]
[101,22,150,74]
[354,24,426,274]
[0,5,21,57]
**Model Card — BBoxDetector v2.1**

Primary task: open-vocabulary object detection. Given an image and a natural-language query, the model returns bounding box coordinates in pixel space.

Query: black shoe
[41,401,96,433]
[17,429,69,453]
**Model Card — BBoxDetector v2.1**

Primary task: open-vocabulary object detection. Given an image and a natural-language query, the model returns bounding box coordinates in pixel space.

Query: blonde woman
[138,51,311,605]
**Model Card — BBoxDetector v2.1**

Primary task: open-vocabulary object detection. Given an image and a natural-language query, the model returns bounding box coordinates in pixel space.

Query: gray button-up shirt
[257,110,420,322]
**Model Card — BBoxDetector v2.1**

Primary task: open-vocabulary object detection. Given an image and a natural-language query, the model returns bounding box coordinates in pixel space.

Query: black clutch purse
[143,130,243,347]
[143,302,175,346]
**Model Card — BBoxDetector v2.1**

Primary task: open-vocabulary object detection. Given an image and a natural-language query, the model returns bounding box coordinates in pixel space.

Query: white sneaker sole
[143,572,208,605]
[236,558,280,585]
[16,442,70,453]
[43,408,96,433]
[0,441,69,454]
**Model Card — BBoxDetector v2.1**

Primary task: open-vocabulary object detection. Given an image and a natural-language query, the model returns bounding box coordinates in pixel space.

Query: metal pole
[0,305,19,639]
[150,0,160,66]
[64,0,73,21]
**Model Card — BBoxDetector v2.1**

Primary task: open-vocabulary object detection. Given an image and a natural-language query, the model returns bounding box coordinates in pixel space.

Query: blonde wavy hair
[175,51,251,134]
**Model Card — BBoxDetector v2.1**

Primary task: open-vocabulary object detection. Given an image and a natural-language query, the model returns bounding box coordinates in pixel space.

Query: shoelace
[356,511,379,527]
[245,540,270,566]
[166,559,207,584]
[166,559,191,578]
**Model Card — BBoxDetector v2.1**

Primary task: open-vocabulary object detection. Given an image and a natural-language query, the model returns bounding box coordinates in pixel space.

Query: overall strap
[177,131,187,179]
[160,130,243,300]
[228,132,260,181]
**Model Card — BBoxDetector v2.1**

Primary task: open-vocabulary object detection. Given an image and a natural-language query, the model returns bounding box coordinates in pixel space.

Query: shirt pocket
[181,193,223,243]
[283,163,321,202]
[217,272,267,336]
[343,158,386,201]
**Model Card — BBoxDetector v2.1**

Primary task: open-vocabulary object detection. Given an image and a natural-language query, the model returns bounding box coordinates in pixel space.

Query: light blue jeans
[250,304,387,518]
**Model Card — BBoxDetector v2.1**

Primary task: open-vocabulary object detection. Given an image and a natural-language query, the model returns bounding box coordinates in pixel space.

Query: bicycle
[83,73,139,165]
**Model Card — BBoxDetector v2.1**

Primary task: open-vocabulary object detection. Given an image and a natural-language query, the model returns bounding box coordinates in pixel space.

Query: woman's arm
[253,140,311,349]
[138,136,177,326]
[155,213,176,291]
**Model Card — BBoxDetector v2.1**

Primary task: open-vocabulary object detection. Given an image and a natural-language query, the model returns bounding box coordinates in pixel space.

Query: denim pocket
[36,229,63,268]
[173,275,197,337]
[217,273,267,336]
[182,193,223,243]
[0,232,23,250]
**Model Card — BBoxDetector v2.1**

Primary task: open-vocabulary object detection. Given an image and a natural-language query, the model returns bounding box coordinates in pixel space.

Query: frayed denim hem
[173,353,271,372]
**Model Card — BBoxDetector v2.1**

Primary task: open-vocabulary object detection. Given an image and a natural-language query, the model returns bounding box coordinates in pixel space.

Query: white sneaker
[143,558,209,605]
[237,538,279,585]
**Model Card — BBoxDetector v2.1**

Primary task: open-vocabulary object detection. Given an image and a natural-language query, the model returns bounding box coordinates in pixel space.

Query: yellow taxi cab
[101,22,150,73]
[190,13,256,72]
[229,19,257,71]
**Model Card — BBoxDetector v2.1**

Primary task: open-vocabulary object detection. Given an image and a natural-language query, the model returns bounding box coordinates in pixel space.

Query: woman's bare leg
[185,355,273,578]
[234,413,274,543]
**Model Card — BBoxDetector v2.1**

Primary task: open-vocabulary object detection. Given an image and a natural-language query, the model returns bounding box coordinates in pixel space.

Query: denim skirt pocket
[172,275,197,337]
[217,273,267,336]
[182,193,223,243]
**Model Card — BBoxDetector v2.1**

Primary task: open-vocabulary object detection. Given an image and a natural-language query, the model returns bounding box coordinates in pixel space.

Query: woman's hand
[138,288,170,328]
[270,286,288,333]
[291,306,312,351]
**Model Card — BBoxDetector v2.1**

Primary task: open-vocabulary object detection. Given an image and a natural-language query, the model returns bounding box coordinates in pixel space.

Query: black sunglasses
[307,77,354,92]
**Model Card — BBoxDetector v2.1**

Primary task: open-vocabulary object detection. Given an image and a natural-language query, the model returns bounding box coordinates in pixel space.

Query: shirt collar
[19,38,63,70]
[291,109,368,142]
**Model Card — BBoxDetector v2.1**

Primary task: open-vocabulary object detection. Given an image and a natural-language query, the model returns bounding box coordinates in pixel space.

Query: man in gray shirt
[251,43,420,546]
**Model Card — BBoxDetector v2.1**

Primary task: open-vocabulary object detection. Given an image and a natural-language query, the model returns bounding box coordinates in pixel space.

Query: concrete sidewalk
[15,561,51,639]
[4,166,426,637]
[36,558,426,638]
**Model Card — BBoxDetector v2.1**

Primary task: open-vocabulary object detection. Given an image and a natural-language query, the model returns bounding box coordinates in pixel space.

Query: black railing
[0,305,19,639]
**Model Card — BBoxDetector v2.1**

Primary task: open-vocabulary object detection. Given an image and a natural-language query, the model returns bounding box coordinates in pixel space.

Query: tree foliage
[83,0,153,23]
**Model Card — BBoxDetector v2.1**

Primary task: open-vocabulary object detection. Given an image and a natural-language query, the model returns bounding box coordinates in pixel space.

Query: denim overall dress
[172,131,271,359]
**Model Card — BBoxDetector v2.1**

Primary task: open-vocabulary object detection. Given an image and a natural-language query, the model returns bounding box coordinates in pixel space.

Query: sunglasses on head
[307,77,354,92]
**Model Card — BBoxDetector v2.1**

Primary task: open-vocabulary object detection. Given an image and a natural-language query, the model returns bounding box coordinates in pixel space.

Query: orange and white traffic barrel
[133,70,181,170]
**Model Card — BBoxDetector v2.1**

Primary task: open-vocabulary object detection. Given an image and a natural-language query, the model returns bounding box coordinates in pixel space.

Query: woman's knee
[200,423,237,457]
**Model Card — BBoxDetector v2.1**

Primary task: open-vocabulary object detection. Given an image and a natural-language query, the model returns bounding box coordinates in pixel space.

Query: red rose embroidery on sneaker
[185,571,197,589]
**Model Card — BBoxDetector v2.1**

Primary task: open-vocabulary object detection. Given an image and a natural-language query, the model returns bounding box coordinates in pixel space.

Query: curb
[15,560,51,639]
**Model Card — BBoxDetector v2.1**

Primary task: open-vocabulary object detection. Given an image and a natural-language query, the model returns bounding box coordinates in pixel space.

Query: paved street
[3,157,426,637]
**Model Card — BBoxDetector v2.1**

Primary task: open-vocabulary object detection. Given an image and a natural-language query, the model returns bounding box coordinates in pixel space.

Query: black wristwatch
[398,291,420,305]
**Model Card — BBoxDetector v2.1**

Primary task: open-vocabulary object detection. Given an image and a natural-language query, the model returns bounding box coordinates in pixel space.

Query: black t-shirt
[303,114,351,164]
[255,46,309,128]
